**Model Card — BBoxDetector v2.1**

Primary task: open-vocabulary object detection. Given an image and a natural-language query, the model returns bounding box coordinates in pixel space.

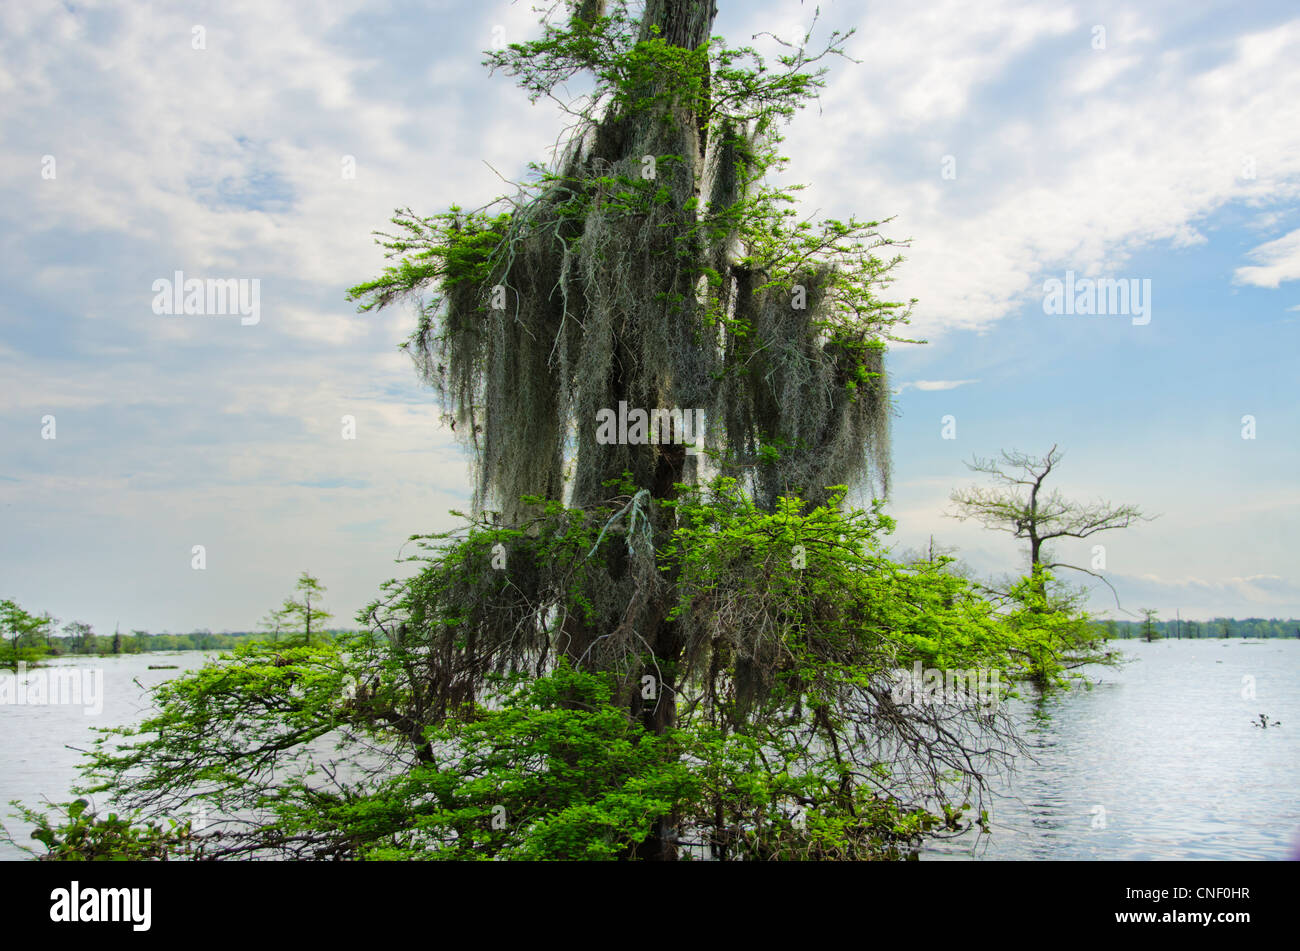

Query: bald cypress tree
[351,6,906,676]
[346,0,1022,859]
[364,2,902,528]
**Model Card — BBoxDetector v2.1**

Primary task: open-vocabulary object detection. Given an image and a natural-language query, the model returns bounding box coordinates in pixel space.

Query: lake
[0,651,217,860]
[2,641,1296,860]
[921,639,1300,860]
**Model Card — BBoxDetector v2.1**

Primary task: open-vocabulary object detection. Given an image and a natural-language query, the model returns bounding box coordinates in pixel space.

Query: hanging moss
[347,0,916,702]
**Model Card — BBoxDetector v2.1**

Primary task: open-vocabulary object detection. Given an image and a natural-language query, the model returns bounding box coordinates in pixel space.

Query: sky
[1,0,1297,635]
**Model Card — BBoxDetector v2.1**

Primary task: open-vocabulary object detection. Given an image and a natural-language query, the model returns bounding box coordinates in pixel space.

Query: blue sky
[1,0,1297,635]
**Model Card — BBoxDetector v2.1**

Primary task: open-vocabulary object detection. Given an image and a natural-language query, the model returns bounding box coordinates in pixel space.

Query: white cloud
[1118,572,1300,615]
[768,8,1300,336]
[1235,227,1300,288]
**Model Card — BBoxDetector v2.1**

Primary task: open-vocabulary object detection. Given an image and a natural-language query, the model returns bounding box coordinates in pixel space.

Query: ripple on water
[922,640,1300,860]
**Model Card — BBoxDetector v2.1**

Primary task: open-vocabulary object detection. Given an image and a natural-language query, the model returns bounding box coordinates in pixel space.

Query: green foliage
[0,598,55,666]
[276,572,332,646]
[482,1,843,126]
[347,207,510,317]
[994,573,1109,691]
[73,640,363,835]
[301,663,697,860]
[33,652,974,861]
[5,798,197,861]
[676,724,955,860]
[24,481,1078,860]
[0,593,343,656]
[663,478,1049,711]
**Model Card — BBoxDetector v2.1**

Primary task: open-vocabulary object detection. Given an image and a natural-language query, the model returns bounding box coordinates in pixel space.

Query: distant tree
[949,445,1152,609]
[948,446,1152,687]
[258,606,291,643]
[1139,608,1159,642]
[62,621,94,655]
[278,573,331,646]
[111,625,123,655]
[0,599,44,664]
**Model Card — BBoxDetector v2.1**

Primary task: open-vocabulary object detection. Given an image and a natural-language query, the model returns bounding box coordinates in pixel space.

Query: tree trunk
[593,0,716,860]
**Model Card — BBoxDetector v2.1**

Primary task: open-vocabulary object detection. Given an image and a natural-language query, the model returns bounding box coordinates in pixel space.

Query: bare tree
[948,445,1153,609]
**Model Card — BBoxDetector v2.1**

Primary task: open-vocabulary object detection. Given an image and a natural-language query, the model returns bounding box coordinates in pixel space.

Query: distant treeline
[42,629,359,655]
[3,581,354,666]
[1094,618,1300,639]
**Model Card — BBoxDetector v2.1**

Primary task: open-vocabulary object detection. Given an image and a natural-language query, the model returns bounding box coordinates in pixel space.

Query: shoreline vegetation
[1,573,345,667]
[3,605,1295,672]
[0,621,362,669]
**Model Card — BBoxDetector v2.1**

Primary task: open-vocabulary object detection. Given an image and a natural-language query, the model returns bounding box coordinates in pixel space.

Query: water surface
[0,651,216,859]
[922,639,1300,860]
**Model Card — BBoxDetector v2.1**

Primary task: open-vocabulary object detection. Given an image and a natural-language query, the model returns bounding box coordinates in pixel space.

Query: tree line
[1095,617,1300,640]
[1,574,346,666]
